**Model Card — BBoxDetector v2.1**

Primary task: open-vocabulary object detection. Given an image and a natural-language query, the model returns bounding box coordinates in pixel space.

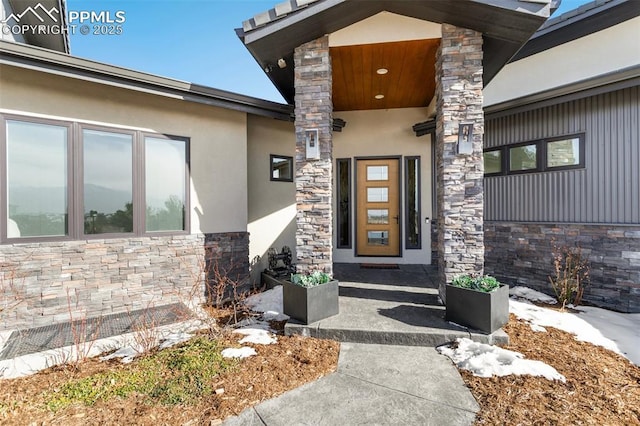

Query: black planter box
[283,279,339,325]
[445,284,509,334]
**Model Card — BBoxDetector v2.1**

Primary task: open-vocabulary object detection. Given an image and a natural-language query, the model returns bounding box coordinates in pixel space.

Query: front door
[356,158,400,256]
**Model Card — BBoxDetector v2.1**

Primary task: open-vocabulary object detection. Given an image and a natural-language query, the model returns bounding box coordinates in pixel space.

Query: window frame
[484,133,585,177]
[269,154,294,182]
[404,156,422,250]
[336,158,352,249]
[1,113,190,243]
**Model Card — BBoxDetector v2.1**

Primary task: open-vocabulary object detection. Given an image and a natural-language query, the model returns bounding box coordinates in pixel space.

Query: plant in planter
[283,271,339,325]
[445,274,509,334]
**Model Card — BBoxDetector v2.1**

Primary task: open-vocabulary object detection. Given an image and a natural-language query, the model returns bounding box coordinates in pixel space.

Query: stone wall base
[1,232,250,332]
[485,222,640,313]
[204,232,250,303]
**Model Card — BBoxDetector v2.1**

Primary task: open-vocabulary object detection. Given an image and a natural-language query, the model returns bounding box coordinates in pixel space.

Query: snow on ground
[221,347,257,359]
[244,286,290,321]
[0,319,204,379]
[233,327,277,345]
[509,286,557,304]
[510,290,640,366]
[438,338,566,382]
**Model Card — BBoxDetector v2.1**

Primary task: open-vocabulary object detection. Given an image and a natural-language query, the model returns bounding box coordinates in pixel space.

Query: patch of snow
[510,299,621,356]
[573,305,640,366]
[221,347,257,359]
[159,332,193,350]
[438,338,565,382]
[0,319,203,379]
[509,286,557,304]
[233,327,277,345]
[101,346,140,364]
[245,286,290,321]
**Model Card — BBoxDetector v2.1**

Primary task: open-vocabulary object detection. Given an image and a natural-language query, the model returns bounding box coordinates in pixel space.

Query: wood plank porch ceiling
[330,38,439,111]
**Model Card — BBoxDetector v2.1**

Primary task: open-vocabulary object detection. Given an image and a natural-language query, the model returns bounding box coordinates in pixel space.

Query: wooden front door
[356,158,400,256]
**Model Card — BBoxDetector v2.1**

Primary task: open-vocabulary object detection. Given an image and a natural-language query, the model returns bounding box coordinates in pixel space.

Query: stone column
[293,36,333,276]
[435,24,485,301]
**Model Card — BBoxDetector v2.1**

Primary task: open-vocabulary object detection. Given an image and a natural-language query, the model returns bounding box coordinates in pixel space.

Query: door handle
[393,215,399,224]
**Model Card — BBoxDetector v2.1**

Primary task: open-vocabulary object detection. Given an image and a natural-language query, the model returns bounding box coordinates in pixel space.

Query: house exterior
[0,0,638,334]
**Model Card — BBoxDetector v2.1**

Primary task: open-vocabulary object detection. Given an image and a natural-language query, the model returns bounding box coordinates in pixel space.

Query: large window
[484,134,584,176]
[2,115,189,241]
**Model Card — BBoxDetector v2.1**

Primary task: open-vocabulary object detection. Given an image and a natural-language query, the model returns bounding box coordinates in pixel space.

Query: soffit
[331,39,439,111]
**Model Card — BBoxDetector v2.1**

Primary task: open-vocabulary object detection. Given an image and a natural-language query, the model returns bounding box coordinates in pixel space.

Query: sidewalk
[223,342,479,426]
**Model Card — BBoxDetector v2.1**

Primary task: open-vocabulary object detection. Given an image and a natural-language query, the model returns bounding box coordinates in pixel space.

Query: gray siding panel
[485,85,639,224]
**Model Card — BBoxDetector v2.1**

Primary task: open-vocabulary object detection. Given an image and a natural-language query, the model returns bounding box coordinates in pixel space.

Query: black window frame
[269,154,294,182]
[0,113,190,243]
[336,158,352,249]
[404,156,422,250]
[484,133,585,177]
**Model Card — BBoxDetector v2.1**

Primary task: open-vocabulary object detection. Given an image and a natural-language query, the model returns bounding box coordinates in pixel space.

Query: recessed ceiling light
[375,94,385,100]
[376,68,388,75]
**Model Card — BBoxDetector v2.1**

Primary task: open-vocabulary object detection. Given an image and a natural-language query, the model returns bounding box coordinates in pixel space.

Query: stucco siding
[247,114,296,283]
[484,16,640,106]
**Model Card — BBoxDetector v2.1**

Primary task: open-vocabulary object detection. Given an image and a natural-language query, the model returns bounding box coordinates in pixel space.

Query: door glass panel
[367,209,388,224]
[337,159,351,248]
[367,165,388,181]
[367,231,389,246]
[367,187,388,202]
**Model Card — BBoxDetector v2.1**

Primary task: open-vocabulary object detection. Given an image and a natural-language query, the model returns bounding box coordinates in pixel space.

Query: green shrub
[290,271,332,288]
[451,275,501,292]
[45,337,234,411]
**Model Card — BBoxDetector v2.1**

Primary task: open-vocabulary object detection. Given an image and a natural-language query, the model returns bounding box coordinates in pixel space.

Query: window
[509,144,537,172]
[336,158,351,248]
[6,120,69,238]
[483,149,502,175]
[270,155,293,182]
[484,134,584,176]
[83,129,133,234]
[404,156,421,249]
[1,115,189,242]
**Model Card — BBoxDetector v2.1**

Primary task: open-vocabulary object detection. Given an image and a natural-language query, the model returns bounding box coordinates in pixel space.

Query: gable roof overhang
[237,0,557,104]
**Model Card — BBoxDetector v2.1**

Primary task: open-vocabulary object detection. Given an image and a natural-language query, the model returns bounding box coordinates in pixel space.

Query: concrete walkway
[223,342,479,425]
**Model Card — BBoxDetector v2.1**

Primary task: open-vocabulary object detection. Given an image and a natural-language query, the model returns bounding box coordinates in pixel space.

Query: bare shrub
[58,289,103,369]
[207,259,251,327]
[548,243,590,310]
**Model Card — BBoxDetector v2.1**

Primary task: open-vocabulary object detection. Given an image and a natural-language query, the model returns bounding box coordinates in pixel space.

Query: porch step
[284,263,509,347]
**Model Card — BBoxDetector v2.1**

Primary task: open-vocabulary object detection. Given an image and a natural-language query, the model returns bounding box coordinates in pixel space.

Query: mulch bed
[463,314,640,425]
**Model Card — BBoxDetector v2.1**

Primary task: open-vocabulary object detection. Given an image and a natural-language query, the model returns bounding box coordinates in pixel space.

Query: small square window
[547,137,581,169]
[484,150,502,175]
[270,155,293,182]
[509,144,537,172]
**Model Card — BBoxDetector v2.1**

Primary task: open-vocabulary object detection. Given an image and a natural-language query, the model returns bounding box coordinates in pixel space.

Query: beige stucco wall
[246,114,296,283]
[328,11,441,46]
[485,16,640,106]
[0,64,248,234]
[333,107,433,264]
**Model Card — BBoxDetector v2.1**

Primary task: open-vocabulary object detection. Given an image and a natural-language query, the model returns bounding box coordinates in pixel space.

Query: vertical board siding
[485,86,639,224]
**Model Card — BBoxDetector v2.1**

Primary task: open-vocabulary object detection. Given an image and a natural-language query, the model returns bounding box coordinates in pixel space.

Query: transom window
[1,115,190,242]
[484,134,584,176]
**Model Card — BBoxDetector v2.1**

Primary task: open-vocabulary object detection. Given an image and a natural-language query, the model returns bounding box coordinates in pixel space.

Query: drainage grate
[360,263,400,270]
[0,302,191,360]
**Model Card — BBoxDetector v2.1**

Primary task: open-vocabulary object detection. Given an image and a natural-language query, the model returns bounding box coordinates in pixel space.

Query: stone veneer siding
[293,36,333,276]
[435,24,485,301]
[204,232,250,302]
[1,232,250,332]
[485,222,640,313]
